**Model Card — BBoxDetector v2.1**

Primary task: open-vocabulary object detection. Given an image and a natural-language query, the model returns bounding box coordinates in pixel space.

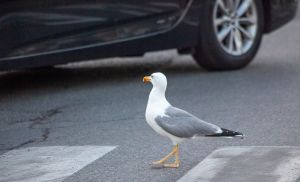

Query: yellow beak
[143,76,151,83]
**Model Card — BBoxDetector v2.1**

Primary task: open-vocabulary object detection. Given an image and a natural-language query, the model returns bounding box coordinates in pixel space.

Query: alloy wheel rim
[213,0,258,56]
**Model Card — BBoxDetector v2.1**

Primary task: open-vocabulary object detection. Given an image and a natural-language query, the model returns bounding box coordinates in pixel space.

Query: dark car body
[0,0,298,70]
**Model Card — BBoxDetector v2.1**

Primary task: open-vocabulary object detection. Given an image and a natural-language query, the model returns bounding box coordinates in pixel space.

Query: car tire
[193,0,264,71]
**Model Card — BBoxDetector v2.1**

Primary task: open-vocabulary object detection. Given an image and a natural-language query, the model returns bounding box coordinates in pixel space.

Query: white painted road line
[178,146,300,182]
[0,145,116,182]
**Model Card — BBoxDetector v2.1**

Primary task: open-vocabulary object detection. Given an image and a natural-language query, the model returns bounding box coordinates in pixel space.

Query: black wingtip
[206,128,244,139]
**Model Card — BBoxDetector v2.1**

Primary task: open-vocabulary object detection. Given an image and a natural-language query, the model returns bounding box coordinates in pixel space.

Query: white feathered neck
[146,86,171,115]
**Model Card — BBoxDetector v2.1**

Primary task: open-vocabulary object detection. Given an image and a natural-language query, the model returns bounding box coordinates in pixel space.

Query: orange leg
[152,144,180,168]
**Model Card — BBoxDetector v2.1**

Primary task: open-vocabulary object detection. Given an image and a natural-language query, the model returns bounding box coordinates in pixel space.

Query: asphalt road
[1,9,300,182]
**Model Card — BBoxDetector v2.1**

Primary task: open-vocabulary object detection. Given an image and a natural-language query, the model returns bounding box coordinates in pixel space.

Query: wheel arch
[262,0,272,33]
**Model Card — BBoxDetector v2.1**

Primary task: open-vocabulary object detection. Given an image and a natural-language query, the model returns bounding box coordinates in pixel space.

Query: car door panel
[0,0,184,59]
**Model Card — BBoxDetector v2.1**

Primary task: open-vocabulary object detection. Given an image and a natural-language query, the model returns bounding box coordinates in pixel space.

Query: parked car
[0,0,298,71]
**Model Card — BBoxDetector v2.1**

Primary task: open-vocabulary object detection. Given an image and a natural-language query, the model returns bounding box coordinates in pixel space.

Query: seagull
[143,72,243,168]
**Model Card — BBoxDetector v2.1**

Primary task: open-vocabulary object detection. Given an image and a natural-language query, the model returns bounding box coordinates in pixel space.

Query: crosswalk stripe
[177,146,300,182]
[0,145,116,182]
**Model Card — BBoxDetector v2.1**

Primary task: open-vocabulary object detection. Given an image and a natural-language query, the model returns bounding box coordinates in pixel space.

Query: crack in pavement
[41,128,50,142]
[1,140,36,151]
[2,107,140,151]
[29,107,64,128]
[0,128,51,151]
[1,106,64,151]
[9,106,65,126]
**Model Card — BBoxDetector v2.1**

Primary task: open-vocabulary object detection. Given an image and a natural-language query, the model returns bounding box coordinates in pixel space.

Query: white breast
[145,101,168,136]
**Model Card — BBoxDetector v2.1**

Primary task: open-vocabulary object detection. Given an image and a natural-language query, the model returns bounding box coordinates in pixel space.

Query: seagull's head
[143,72,167,91]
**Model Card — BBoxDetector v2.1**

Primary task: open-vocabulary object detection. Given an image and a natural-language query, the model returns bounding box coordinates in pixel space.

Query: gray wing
[155,106,221,138]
